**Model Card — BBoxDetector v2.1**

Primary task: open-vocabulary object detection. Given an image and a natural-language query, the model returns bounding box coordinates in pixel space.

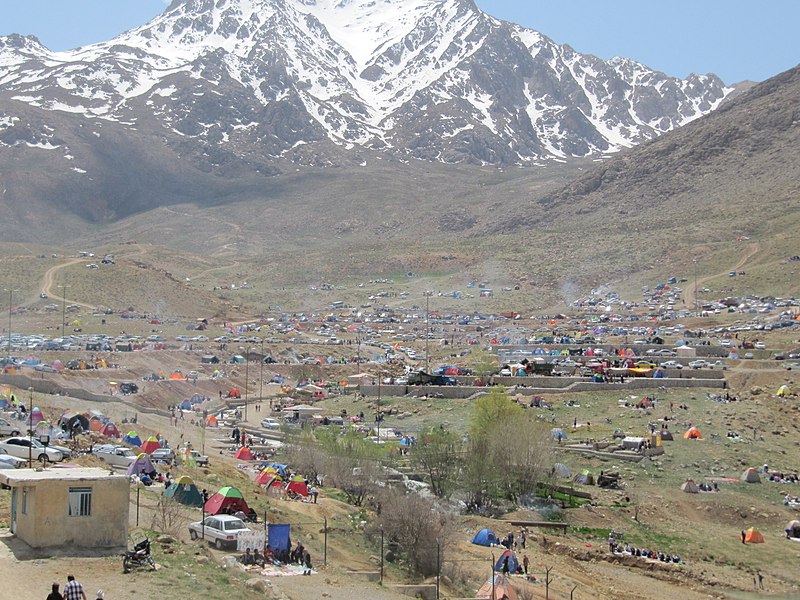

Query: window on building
[21,487,28,515]
[67,486,92,517]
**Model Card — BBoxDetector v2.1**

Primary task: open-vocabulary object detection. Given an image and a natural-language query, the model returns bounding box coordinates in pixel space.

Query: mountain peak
[0,0,731,167]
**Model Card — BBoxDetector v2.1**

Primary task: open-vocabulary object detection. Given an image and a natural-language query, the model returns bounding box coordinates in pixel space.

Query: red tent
[203,486,249,515]
[101,422,120,438]
[140,436,161,454]
[286,480,309,497]
[234,446,254,460]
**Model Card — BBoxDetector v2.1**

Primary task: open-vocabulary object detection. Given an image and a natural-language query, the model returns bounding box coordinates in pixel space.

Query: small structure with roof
[0,467,129,551]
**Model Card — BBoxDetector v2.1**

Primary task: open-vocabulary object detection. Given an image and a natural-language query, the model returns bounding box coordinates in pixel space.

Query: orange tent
[744,528,765,543]
[683,427,703,439]
[234,446,254,460]
[205,414,218,428]
[476,574,518,600]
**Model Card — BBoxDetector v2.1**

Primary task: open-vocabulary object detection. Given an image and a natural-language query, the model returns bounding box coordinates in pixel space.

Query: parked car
[34,363,58,373]
[184,449,209,466]
[0,448,26,468]
[0,437,63,462]
[754,342,766,350]
[119,382,139,394]
[0,418,22,437]
[660,361,683,370]
[188,515,250,550]
[93,445,137,467]
[260,418,281,430]
[688,360,709,369]
[150,448,175,462]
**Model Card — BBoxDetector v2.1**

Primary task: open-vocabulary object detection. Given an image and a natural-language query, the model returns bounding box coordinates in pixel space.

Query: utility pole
[4,288,19,357]
[425,292,430,373]
[693,259,698,317]
[545,566,554,600]
[259,340,264,404]
[58,281,71,338]
[244,347,250,422]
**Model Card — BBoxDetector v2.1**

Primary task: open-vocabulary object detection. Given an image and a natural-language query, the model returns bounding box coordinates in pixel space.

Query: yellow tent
[776,385,791,397]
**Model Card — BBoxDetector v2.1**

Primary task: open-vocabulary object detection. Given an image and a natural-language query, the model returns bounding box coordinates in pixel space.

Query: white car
[92,445,137,467]
[0,417,22,437]
[0,437,63,462]
[660,360,683,369]
[260,418,281,430]
[754,342,766,350]
[0,448,26,468]
[688,360,709,369]
[188,515,250,550]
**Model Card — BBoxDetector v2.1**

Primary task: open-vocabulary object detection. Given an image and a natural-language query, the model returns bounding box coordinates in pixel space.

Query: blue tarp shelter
[268,524,291,553]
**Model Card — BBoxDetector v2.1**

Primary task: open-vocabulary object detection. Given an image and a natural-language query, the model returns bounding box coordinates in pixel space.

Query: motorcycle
[122,537,156,573]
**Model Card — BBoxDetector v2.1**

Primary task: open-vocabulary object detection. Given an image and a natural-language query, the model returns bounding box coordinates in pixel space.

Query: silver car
[0,436,63,462]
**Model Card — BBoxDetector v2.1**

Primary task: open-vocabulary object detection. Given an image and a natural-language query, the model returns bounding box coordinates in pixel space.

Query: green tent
[164,475,204,507]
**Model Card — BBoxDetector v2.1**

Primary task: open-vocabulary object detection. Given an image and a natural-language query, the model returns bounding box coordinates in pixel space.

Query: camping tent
[681,479,699,493]
[551,428,567,441]
[127,453,155,477]
[140,436,161,454]
[101,422,120,438]
[476,574,518,600]
[683,427,703,439]
[740,468,762,483]
[574,471,594,485]
[286,479,309,497]
[205,414,219,428]
[471,528,497,547]
[234,446,254,460]
[123,431,142,447]
[494,549,520,574]
[164,475,204,507]
[204,486,249,515]
[776,385,792,397]
[30,407,44,427]
[744,528,765,543]
[660,429,674,441]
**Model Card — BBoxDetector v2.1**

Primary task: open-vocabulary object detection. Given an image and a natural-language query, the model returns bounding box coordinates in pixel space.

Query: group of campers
[239,543,313,574]
[609,534,682,564]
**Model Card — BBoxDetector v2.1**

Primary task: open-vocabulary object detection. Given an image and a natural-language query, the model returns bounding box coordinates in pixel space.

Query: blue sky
[2,1,797,83]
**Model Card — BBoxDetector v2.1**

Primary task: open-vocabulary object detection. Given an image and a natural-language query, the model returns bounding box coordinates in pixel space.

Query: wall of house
[16,477,129,549]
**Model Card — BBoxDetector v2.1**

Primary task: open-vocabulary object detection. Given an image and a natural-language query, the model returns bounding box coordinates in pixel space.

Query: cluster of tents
[255,463,311,499]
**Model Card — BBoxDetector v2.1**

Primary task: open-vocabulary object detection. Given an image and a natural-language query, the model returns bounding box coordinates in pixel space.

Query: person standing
[46,582,63,600]
[63,575,87,600]
[758,572,764,590]
[741,530,746,544]
[522,555,530,575]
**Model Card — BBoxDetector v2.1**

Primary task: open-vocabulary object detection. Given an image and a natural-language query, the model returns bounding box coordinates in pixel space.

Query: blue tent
[494,549,520,574]
[180,399,192,410]
[267,463,288,478]
[471,528,497,547]
[123,432,142,447]
[551,428,567,442]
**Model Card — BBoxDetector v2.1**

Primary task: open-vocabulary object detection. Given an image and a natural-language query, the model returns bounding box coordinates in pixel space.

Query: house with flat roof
[0,467,129,550]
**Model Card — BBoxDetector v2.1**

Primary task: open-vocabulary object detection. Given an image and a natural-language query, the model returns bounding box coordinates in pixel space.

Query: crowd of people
[239,543,313,575]
[609,535,682,564]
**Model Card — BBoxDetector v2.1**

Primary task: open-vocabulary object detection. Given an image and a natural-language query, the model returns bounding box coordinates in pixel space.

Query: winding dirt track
[37,258,95,309]
[682,242,760,308]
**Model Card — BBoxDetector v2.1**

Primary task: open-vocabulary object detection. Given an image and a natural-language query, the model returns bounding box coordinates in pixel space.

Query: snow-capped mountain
[0,0,731,169]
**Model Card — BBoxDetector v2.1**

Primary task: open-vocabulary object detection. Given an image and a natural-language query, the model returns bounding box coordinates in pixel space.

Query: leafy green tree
[412,427,463,498]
